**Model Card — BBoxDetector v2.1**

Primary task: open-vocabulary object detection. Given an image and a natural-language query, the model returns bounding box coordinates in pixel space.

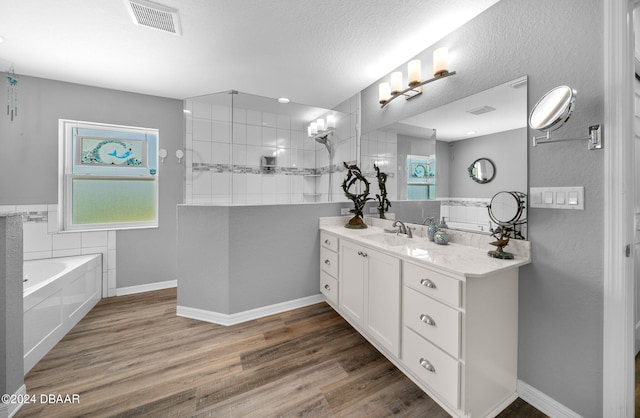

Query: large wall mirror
[361,76,528,232]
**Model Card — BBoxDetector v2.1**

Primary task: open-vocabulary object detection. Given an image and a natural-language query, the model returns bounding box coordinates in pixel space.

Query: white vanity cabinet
[320,232,339,305]
[318,223,527,418]
[401,260,518,417]
[339,239,401,357]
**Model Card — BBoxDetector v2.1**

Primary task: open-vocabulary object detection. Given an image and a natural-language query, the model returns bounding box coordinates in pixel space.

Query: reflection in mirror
[361,76,528,233]
[468,158,495,184]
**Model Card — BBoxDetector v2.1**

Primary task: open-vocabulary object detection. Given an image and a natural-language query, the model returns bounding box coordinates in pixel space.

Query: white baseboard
[177,294,326,326]
[116,280,177,296]
[0,384,26,418]
[517,380,582,418]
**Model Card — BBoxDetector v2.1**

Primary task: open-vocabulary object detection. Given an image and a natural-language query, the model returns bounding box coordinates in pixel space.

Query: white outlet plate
[529,186,584,210]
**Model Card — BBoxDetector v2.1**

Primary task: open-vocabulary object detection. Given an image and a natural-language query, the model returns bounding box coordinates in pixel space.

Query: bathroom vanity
[319,216,531,418]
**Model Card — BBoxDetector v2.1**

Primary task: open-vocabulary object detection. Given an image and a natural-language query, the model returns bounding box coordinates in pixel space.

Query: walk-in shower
[184,90,354,204]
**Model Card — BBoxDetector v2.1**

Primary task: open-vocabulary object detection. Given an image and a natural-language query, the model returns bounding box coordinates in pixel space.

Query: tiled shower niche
[184,91,359,205]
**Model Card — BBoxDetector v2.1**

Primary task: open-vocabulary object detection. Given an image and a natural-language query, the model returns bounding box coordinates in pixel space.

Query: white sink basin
[363,233,414,247]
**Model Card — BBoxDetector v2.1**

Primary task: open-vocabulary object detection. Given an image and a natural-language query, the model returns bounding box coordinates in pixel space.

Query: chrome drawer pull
[324,284,331,291]
[420,278,437,289]
[324,259,331,265]
[420,314,436,327]
[419,358,436,373]
[324,239,331,245]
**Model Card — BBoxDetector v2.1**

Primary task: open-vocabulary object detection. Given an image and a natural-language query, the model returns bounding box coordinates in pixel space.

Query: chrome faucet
[422,217,436,226]
[392,220,413,238]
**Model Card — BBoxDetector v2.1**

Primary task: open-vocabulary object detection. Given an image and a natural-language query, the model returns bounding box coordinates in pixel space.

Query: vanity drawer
[320,247,338,278]
[403,327,460,409]
[404,287,461,358]
[320,271,338,305]
[404,261,461,307]
[321,232,339,252]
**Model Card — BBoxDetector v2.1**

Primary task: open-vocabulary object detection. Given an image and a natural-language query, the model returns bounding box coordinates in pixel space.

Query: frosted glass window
[71,179,156,225]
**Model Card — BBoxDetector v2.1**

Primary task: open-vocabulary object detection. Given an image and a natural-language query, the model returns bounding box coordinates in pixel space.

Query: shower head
[314,134,332,155]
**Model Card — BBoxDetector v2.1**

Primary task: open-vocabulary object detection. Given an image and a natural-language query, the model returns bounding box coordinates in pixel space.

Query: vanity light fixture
[378,47,456,108]
[307,114,336,140]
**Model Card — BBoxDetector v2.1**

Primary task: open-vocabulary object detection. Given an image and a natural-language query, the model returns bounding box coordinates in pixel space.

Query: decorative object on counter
[342,162,373,229]
[6,65,18,121]
[467,158,495,184]
[486,191,527,258]
[487,191,527,240]
[438,216,448,229]
[373,163,391,219]
[434,229,449,245]
[488,226,514,259]
[423,217,438,241]
[529,85,602,150]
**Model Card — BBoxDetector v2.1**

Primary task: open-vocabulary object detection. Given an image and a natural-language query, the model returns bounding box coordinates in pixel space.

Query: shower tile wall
[0,204,116,297]
[360,129,398,201]
[184,94,358,204]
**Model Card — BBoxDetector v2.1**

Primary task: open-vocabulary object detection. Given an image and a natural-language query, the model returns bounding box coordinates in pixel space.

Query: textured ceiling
[0,0,499,109]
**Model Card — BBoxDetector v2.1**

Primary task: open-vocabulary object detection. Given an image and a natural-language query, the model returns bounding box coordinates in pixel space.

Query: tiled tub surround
[439,198,527,238]
[439,198,493,233]
[184,94,359,205]
[0,204,117,297]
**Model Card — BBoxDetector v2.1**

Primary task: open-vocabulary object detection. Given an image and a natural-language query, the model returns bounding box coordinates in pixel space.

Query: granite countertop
[320,216,531,279]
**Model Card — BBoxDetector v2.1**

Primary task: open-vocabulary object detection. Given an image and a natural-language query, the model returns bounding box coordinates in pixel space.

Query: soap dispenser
[438,217,448,229]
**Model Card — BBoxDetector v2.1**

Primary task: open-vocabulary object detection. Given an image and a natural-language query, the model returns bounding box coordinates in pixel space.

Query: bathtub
[23,254,102,374]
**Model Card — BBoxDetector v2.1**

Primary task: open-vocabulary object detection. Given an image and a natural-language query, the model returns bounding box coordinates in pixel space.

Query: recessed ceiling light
[0,36,4,43]
[467,131,477,135]
[277,97,290,104]
[183,109,192,114]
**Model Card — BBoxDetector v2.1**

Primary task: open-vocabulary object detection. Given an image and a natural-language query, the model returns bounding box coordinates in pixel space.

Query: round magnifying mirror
[528,86,576,132]
[468,158,495,184]
[488,191,522,225]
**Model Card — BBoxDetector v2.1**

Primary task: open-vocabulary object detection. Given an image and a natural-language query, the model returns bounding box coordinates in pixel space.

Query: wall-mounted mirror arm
[532,124,602,149]
[529,85,602,150]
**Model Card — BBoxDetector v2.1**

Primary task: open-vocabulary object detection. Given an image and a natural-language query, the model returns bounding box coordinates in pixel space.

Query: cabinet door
[365,248,401,356]
[340,240,366,326]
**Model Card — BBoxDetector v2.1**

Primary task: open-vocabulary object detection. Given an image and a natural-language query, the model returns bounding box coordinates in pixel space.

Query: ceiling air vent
[466,106,496,116]
[124,0,182,35]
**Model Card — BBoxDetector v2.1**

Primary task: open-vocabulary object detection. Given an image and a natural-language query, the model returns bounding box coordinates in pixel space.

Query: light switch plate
[529,187,584,210]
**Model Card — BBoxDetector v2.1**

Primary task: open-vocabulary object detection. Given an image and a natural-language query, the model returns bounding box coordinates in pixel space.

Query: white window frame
[58,119,159,232]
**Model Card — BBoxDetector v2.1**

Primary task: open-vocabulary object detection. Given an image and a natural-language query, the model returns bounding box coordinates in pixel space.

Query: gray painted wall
[361,1,603,416]
[0,215,23,397]
[0,76,184,288]
[447,128,527,198]
[177,200,440,314]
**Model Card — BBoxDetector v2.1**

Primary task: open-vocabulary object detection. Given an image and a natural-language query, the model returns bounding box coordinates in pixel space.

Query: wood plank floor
[16,288,546,417]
